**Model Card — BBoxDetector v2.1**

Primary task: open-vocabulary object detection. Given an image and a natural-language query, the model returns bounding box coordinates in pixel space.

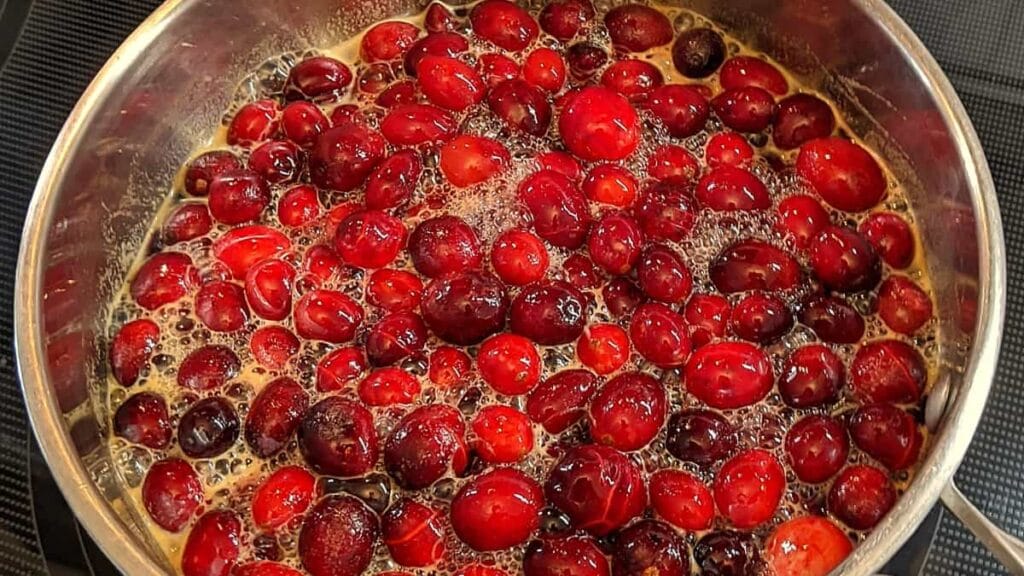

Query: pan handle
[941,480,1024,576]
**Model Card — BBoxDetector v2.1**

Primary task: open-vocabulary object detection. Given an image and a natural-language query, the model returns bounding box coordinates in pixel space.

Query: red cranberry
[310,123,386,191]
[114,392,171,449]
[235,562,303,576]
[588,372,665,451]
[478,334,542,395]
[563,254,603,291]
[650,469,714,531]
[859,212,915,268]
[164,203,213,244]
[776,194,829,249]
[333,209,407,269]
[665,409,735,467]
[299,496,379,576]
[299,396,378,477]
[604,4,672,52]
[705,132,754,169]
[603,278,645,319]
[587,212,643,275]
[810,225,881,292]
[784,415,849,483]
[359,367,421,406]
[244,259,294,321]
[302,244,342,282]
[714,449,785,529]
[208,170,270,224]
[519,170,592,249]
[850,403,922,470]
[612,519,689,576]
[629,303,691,368]
[381,104,457,146]
[277,185,321,227]
[478,52,522,87]
[577,324,630,375]
[470,0,539,51]
[377,81,417,108]
[409,216,482,277]
[764,516,852,576]
[425,2,458,32]
[194,281,248,332]
[684,294,730,348]
[526,369,601,433]
[647,145,698,185]
[250,326,299,370]
[773,94,835,150]
[364,151,422,210]
[712,87,776,133]
[491,229,550,285]
[366,312,428,367]
[877,275,933,334]
[488,79,552,137]
[584,165,638,207]
[228,100,281,147]
[142,458,202,532]
[421,271,509,345]
[472,406,534,463]
[850,339,926,404]
[798,295,865,344]
[797,137,886,212]
[672,28,726,78]
[416,55,486,111]
[385,404,468,489]
[565,43,608,80]
[281,101,329,149]
[251,466,315,530]
[451,468,544,551]
[181,510,241,576]
[559,87,640,162]
[539,0,594,40]
[285,56,353,101]
[711,239,801,293]
[429,346,473,388]
[316,346,368,392]
[510,280,587,345]
[212,225,291,279]
[601,59,663,101]
[367,268,423,311]
[523,535,609,576]
[293,289,364,343]
[185,151,240,196]
[360,64,396,97]
[730,292,792,343]
[694,531,763,576]
[544,444,645,535]
[634,182,698,242]
[645,84,710,137]
[361,21,420,62]
[249,140,302,185]
[130,252,198,309]
[177,345,240,391]
[178,397,239,459]
[696,166,770,211]
[779,344,844,408]
[405,32,469,76]
[685,341,773,409]
[110,319,159,386]
[244,377,308,458]
[440,134,511,187]
[828,465,896,530]
[524,48,566,92]
[330,103,361,126]
[382,499,446,567]
[537,151,583,181]
[720,56,788,94]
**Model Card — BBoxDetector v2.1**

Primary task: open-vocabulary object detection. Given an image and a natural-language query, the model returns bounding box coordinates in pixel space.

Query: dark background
[0,0,1021,574]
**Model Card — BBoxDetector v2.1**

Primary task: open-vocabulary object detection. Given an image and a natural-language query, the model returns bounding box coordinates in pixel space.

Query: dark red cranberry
[114,392,172,449]
[828,465,896,530]
[359,367,421,406]
[298,396,378,477]
[784,415,849,483]
[164,203,213,244]
[382,499,446,567]
[404,32,470,76]
[212,225,291,279]
[562,252,602,290]
[472,406,534,463]
[605,5,672,52]
[685,341,773,409]
[776,194,830,249]
[361,21,420,62]
[711,239,802,293]
[672,28,726,78]
[316,346,368,392]
[208,169,271,224]
[440,134,511,187]
[429,346,473,388]
[366,312,428,366]
[601,59,663,101]
[249,140,303,185]
[488,79,552,137]
[589,372,665,451]
[282,101,329,149]
[711,87,776,133]
[130,252,198,310]
[705,132,754,169]
[470,0,539,51]
[421,271,509,345]
[684,294,730,348]
[764,516,852,576]
[649,469,713,531]
[634,182,697,241]
[425,2,459,33]
[409,216,482,277]
[380,103,457,146]
[779,344,844,408]
[695,166,770,211]
[177,345,240,391]
[559,87,640,162]
[809,225,881,292]
[539,0,594,41]
[510,280,587,345]
[797,137,886,212]
[632,244,699,301]
[730,292,792,343]
[773,94,835,150]
[251,466,315,530]
[526,369,601,433]
[417,55,486,111]
[695,532,764,576]
[612,520,689,576]
[798,295,865,343]
[185,151,241,196]
[299,495,379,576]
[333,209,407,269]
[310,123,386,192]
[544,444,645,536]
[377,81,417,108]
[228,100,281,147]
[603,278,645,318]
[850,403,923,470]
[850,339,926,404]
[714,449,785,529]
[245,377,309,458]
[285,56,353,101]
[359,64,395,97]
[537,151,583,181]
[142,458,203,532]
[110,319,160,386]
[384,404,468,489]
[565,43,608,80]
[293,289,364,343]
[178,397,240,459]
[491,229,549,286]
[587,212,643,275]
[523,536,609,576]
[195,280,248,332]
[451,468,544,551]
[367,268,423,311]
[577,324,630,375]
[859,212,915,268]
[629,303,691,368]
[181,510,241,576]
[720,56,788,94]
[877,276,933,334]
[645,84,710,138]
[250,325,300,370]
[665,409,735,467]
[244,258,294,321]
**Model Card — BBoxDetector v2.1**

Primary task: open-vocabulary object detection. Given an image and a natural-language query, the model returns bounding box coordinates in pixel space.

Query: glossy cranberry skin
[358,367,421,406]
[712,87,776,133]
[251,466,316,530]
[491,229,549,285]
[382,499,446,567]
[429,346,472,388]
[577,324,630,375]
[178,397,239,459]
[797,137,886,212]
[539,0,594,41]
[629,303,691,368]
[565,43,609,80]
[212,225,291,279]
[182,510,241,576]
[249,140,303,185]
[425,2,458,32]
[877,276,933,334]
[537,151,583,182]
[281,101,329,149]
[293,289,364,343]
[828,465,896,530]
[714,449,785,529]
[810,226,881,292]
[277,185,321,227]
[361,21,420,62]
[472,406,534,463]
[478,334,542,395]
[409,216,482,278]
[665,409,735,467]
[730,292,793,343]
[604,4,673,52]
[649,469,714,531]
[526,369,601,433]
[405,32,469,76]
[510,281,587,345]
[773,94,835,150]
[185,150,241,196]
[333,209,407,269]
[776,194,830,249]
[250,326,299,370]
[784,415,849,483]
[195,281,248,332]
[584,165,638,208]
[299,396,378,477]
[316,346,368,392]
[779,344,844,408]
[560,87,640,162]
[523,536,610,576]
[244,377,309,458]
[381,104,457,146]
[850,339,926,404]
[365,150,422,210]
[228,100,281,147]
[587,212,643,275]
[242,258,293,321]
[603,278,645,319]
[488,79,552,137]
[524,48,566,92]
[850,403,922,470]
[720,56,788,95]
[672,28,726,78]
[364,312,427,367]
[364,269,422,312]
[385,405,468,489]
[310,123,385,191]
[421,271,509,345]
[634,182,698,242]
[130,252,198,310]
[285,56,353,101]
[518,170,593,249]
[696,166,770,211]
[711,239,801,293]
[644,84,710,138]
[646,145,698,185]
[451,468,544,551]
[417,55,486,111]
[114,392,172,449]
[859,212,915,268]
[478,52,521,86]
[601,59,663,101]
[142,458,202,532]
[589,372,665,451]
[164,203,213,244]
[705,132,754,169]
[764,516,852,576]
[440,134,511,187]
[798,295,865,344]
[177,345,240,391]
[685,294,730,348]
[686,342,774,409]
[208,169,270,224]
[612,520,690,576]
[299,495,379,576]
[694,531,763,576]
[470,0,539,51]
[110,319,160,386]
[544,444,646,536]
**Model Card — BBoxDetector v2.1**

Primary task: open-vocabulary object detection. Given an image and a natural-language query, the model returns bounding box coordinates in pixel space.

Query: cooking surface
[0,0,1020,574]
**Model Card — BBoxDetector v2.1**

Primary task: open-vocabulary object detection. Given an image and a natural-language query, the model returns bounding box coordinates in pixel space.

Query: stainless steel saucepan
[13,0,1017,574]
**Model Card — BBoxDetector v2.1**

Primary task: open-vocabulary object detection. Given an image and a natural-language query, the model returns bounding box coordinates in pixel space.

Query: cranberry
[110,319,160,386]
[763,516,852,576]
[672,28,726,78]
[212,225,291,279]
[779,344,844,407]
[601,59,663,101]
[712,87,776,133]
[720,56,788,95]
[478,52,522,87]
[859,212,915,268]
[293,289,364,343]
[577,324,630,375]
[711,239,801,293]
[684,294,731,349]
[333,209,407,269]
[850,403,922,470]
[522,48,566,93]
[429,346,473,387]
[784,415,849,483]
[194,281,247,332]
[685,341,773,409]
[665,409,735,467]
[185,151,241,196]
[544,444,645,535]
[299,495,379,576]
[358,368,421,406]
[491,229,550,285]
[730,292,792,343]
[235,562,303,576]
[377,81,417,108]
[361,21,420,62]
[316,346,368,392]
[539,0,594,40]
[251,466,315,530]
[250,326,299,370]
[714,449,785,529]
[649,469,714,531]
[310,123,386,191]
[385,404,468,489]
[472,406,534,463]
[405,32,470,75]
[519,170,592,249]
[303,244,343,282]
[330,104,361,126]
[797,137,886,212]
[470,0,539,51]
[586,212,643,275]
[588,372,665,451]
[488,79,552,137]
[299,396,378,477]
[828,465,896,530]
[776,194,829,249]
[382,499,446,567]
[363,151,422,210]
[705,132,754,169]
[526,369,600,433]
[440,134,511,187]
[697,165,770,211]
[282,101,329,149]
[177,345,240,391]
[380,104,457,146]
[451,468,544,551]
[629,303,691,368]
[164,203,213,244]
[772,94,835,149]
[645,84,710,138]
[409,216,482,277]
[634,182,698,242]
[181,510,241,576]
[208,170,271,224]
[611,520,689,576]
[249,140,303,185]
[243,259,294,321]
[850,339,926,404]
[113,392,171,449]
[510,280,587,345]
[810,225,881,292]
[798,295,865,344]
[130,252,198,309]
[694,531,763,576]
[604,4,672,52]
[583,165,638,207]
[523,535,609,576]
[245,377,309,458]
[285,56,353,101]
[425,2,458,33]
[565,43,609,80]
[559,87,640,162]
[603,278,645,319]
[177,397,239,460]
[366,312,429,367]
[367,268,423,311]
[421,271,509,345]
[537,151,583,181]
[877,275,933,334]
[477,333,542,395]
[277,185,321,227]
[142,458,202,532]
[560,252,601,288]
[416,55,486,111]
[228,100,281,147]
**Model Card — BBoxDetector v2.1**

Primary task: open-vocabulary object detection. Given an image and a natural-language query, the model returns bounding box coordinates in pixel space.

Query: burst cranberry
[797,137,886,212]
[382,499,446,567]
[251,466,315,530]
[629,303,691,368]
[130,252,198,309]
[779,344,843,408]
[491,229,549,285]
[361,21,420,62]
[544,444,645,535]
[586,212,642,275]
[694,531,762,576]
[195,281,248,332]
[250,326,299,370]
[877,276,933,334]
[213,225,291,278]
[478,333,542,395]
[859,212,915,268]
[310,123,385,191]
[285,56,353,101]
[299,495,379,576]
[560,87,640,161]
[784,415,848,484]
[488,79,552,137]
[601,59,663,101]
[523,48,566,93]
[208,170,271,224]
[451,468,543,551]
[798,295,865,343]
[299,396,378,477]
[470,0,538,51]
[510,280,587,345]
[577,324,629,375]
[711,87,776,133]
[110,319,159,386]
[764,516,852,576]
[416,55,486,111]
[612,520,689,576]
[850,403,922,470]
[526,369,600,433]
[714,449,785,529]
[565,43,608,80]
[634,182,698,242]
[672,27,726,78]
[316,346,368,392]
[405,32,469,75]
[720,56,788,94]
[366,312,428,367]
[281,101,329,149]
[684,294,730,348]
[333,209,406,269]
[479,52,522,87]
[178,397,239,459]
[776,194,829,249]
[181,510,241,576]
[649,469,714,531]
[634,245,691,304]
[665,409,736,467]
[810,225,880,292]
[142,458,202,532]
[440,135,510,187]
[243,259,294,321]
[293,289,364,343]
[604,4,672,52]
[359,367,422,406]
[519,170,592,249]
[235,562,303,576]
[589,372,665,451]
[277,185,321,227]
[429,346,473,387]
[583,165,637,207]
[472,406,534,463]
[164,203,213,244]
[730,292,792,343]
[686,341,773,409]
[421,271,509,345]
[228,100,281,147]
[850,339,926,404]
[772,94,835,149]
[828,465,896,530]
[645,84,710,138]
[711,239,802,293]
[523,536,609,576]
[114,392,171,449]
[367,268,423,311]
[696,166,770,211]
[185,150,241,196]
[177,345,240,391]
[706,132,754,169]
[381,104,457,146]
[603,278,645,318]
[385,404,468,489]
[409,216,482,277]
[425,2,458,32]
[245,377,309,458]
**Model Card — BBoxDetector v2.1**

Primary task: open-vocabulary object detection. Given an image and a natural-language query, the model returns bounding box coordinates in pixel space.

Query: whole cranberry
[645,84,710,138]
[425,2,458,32]
[635,246,692,306]
[177,345,240,391]
[672,28,726,78]
[361,21,420,62]
[299,495,379,576]
[539,0,594,41]
[278,184,321,227]
[358,367,421,406]
[293,289,364,343]
[584,165,638,208]
[850,340,926,404]
[316,346,368,392]
[694,531,764,576]
[472,406,534,463]
[382,499,446,567]
[537,151,583,182]
[565,43,608,80]
[798,295,865,344]
[714,449,785,529]
[523,535,610,576]
[544,444,646,536]
[828,465,896,530]
[518,170,593,249]
[334,209,407,269]
[601,59,664,101]
[365,312,428,367]
[478,333,542,395]
[228,100,281,147]
[850,403,923,470]
[665,409,736,467]
[649,469,714,531]
[696,166,770,211]
[526,369,601,433]
[163,203,213,244]
[417,55,487,111]
[381,104,457,146]
[488,79,552,137]
[612,519,689,576]
[604,4,673,52]
[249,140,303,185]
[181,510,241,576]
[470,0,539,51]
[208,169,271,224]
[720,56,788,95]
[710,239,801,293]
[451,468,544,551]
[589,372,665,451]
[730,292,793,343]
[310,123,386,192]
[130,252,198,310]
[491,229,550,286]
[429,346,473,388]
[285,56,353,101]
[177,397,239,459]
[185,150,241,196]
[478,52,521,86]
[685,342,773,409]
[377,80,417,108]
[409,216,482,278]
[114,392,172,449]
[779,344,844,407]
[440,134,511,187]
[244,258,295,321]
[577,323,630,375]
[797,137,886,212]
[250,325,299,370]
[510,281,587,345]
[560,87,640,162]
[588,212,643,275]
[773,94,836,150]
[603,278,645,319]
[810,226,881,292]
[384,404,468,489]
[195,281,248,332]
[245,377,309,458]
[705,132,754,169]
[142,458,202,532]
[281,101,329,149]
[366,269,423,312]
[859,212,915,268]
[366,150,423,210]
[404,32,469,76]
[685,294,731,348]
[251,466,316,530]
[109,319,160,386]
[298,396,378,477]
[524,48,567,93]
[421,271,509,345]
[877,275,933,334]
[776,194,830,250]
[785,415,849,483]
[764,516,852,576]
[212,225,291,279]
[711,87,776,133]
[634,182,698,242]
[629,303,691,368]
